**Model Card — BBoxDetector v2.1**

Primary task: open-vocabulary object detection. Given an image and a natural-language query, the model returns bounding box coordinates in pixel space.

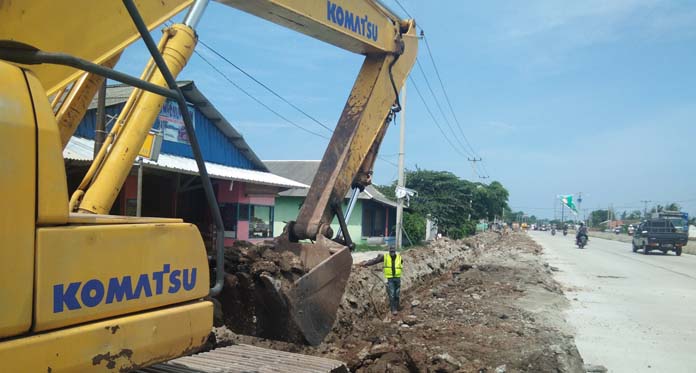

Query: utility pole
[94,80,107,158]
[395,85,406,250]
[468,157,482,179]
[464,195,472,221]
[640,200,652,219]
[608,204,613,227]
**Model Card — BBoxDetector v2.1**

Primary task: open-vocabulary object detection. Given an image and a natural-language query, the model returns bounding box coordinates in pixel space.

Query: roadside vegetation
[376,169,510,244]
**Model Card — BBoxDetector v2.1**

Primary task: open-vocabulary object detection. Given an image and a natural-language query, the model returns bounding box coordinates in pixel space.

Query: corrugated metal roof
[65,137,308,189]
[87,81,269,172]
[137,344,348,373]
[264,160,398,208]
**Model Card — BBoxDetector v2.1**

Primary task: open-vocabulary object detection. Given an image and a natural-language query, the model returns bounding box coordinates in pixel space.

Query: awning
[64,137,308,189]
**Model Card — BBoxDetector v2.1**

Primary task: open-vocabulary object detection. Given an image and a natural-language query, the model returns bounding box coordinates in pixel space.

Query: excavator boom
[213,0,418,346]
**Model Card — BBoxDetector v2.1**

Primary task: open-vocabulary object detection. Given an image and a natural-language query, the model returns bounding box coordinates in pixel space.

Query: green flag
[560,195,578,215]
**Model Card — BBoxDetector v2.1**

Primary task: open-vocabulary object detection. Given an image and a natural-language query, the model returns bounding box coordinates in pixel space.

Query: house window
[249,205,273,238]
[238,203,250,221]
[220,203,238,239]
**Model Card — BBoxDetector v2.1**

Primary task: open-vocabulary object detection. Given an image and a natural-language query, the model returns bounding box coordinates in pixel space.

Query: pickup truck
[632,218,688,256]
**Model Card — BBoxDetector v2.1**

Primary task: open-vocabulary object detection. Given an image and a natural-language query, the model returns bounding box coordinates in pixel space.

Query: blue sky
[116,0,696,219]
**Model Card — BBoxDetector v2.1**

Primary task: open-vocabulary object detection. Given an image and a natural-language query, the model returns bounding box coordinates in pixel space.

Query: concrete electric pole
[395,85,406,250]
[641,200,652,219]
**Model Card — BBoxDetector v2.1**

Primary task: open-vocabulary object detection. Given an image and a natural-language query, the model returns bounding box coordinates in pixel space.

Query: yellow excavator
[0,0,417,371]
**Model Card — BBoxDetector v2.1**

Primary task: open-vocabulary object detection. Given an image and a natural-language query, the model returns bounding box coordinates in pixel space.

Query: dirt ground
[214,232,585,372]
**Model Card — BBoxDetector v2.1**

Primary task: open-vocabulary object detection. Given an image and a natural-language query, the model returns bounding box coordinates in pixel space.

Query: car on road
[632,218,688,256]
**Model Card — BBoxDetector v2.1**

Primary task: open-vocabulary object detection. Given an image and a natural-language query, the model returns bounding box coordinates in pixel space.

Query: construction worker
[360,246,403,315]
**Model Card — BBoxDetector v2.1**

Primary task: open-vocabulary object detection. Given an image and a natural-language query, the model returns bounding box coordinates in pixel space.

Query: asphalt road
[529,231,696,373]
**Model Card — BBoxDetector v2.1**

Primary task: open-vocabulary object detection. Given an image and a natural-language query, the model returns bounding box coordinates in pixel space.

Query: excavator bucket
[216,234,353,346]
[286,244,353,345]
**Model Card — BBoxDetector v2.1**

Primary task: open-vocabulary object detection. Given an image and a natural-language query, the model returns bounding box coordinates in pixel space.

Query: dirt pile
[328,237,474,340]
[214,232,585,372]
[214,240,307,341]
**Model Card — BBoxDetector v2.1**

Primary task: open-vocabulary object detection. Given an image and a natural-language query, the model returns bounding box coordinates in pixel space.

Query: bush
[447,227,465,240]
[446,221,476,240]
[403,211,426,245]
[354,243,385,252]
[461,221,476,236]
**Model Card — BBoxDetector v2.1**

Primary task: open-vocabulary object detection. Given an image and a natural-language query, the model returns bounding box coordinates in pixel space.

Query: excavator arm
[214,0,418,346]
[218,0,418,244]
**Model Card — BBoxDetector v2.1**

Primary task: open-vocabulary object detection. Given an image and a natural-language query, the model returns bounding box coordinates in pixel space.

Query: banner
[559,195,579,215]
[158,100,195,144]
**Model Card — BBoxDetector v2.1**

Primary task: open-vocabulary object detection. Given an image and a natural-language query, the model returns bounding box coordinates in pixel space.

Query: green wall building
[265,160,397,244]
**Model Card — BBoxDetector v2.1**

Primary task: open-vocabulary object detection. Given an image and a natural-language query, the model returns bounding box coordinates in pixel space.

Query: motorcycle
[562,229,568,236]
[576,235,588,249]
[551,228,556,235]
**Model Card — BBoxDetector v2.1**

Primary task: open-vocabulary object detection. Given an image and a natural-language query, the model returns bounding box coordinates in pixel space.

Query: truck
[0,0,417,371]
[632,218,688,256]
[657,211,689,234]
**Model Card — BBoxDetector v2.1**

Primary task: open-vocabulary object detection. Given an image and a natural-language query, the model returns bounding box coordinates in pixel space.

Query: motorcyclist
[576,222,588,244]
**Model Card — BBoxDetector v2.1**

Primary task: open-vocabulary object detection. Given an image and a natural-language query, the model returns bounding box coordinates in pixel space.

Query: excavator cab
[0,58,214,371]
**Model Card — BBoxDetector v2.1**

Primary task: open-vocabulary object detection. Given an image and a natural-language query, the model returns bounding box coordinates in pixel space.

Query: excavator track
[136,344,348,373]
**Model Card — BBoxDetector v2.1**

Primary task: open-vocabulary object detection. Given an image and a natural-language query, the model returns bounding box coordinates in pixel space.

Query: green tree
[627,210,642,220]
[506,211,525,224]
[590,209,609,227]
[402,211,425,245]
[664,203,681,211]
[376,169,510,238]
[374,184,396,200]
[402,170,471,236]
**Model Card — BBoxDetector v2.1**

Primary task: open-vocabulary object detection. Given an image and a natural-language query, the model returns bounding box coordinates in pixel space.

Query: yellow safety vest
[383,253,402,279]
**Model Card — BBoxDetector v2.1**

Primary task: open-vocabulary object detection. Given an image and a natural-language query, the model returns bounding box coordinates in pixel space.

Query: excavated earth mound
[213,232,585,373]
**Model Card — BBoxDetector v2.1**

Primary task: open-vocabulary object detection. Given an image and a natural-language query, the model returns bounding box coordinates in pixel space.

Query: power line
[393,0,414,20]
[421,33,479,158]
[478,161,491,178]
[194,49,400,170]
[197,40,333,133]
[409,76,474,164]
[170,20,415,172]
[415,58,473,158]
[194,51,330,140]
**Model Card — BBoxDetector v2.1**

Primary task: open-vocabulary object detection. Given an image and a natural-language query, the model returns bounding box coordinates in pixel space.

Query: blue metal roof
[76,81,267,171]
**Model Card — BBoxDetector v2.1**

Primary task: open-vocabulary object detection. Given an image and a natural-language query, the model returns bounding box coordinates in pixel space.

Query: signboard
[158,99,195,144]
[138,131,163,161]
